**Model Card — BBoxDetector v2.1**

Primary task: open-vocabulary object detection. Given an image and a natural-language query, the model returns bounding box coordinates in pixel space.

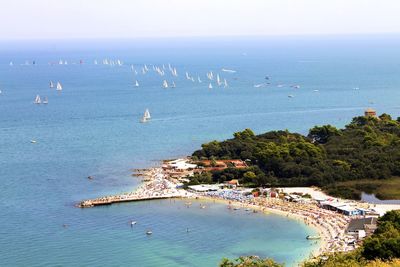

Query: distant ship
[221,68,236,73]
[34,95,41,104]
[140,109,151,123]
[56,82,63,91]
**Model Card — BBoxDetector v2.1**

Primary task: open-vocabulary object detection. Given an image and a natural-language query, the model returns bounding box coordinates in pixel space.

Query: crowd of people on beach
[80,166,357,256]
[79,168,188,207]
[201,189,356,256]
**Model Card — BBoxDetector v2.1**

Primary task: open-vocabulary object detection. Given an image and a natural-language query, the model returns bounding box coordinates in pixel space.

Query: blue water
[1,35,400,266]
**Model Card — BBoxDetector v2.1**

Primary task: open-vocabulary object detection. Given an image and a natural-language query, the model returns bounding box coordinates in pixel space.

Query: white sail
[135,80,139,87]
[43,97,48,104]
[224,79,228,88]
[208,83,213,89]
[216,74,221,86]
[140,108,151,123]
[171,81,176,88]
[56,82,63,91]
[197,76,202,83]
[144,109,151,119]
[34,95,41,104]
[49,81,54,88]
[162,80,169,88]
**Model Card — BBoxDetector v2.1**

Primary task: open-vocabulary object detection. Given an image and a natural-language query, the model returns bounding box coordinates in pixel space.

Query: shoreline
[79,164,355,265]
[190,195,329,260]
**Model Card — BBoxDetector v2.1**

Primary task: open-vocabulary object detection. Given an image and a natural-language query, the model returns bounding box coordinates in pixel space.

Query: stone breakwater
[78,167,191,208]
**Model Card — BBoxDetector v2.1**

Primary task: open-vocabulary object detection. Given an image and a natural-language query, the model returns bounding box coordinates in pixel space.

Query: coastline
[79,165,350,265]
[190,195,329,260]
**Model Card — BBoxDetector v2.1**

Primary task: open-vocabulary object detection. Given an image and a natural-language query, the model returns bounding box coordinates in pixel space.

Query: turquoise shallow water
[1,35,400,266]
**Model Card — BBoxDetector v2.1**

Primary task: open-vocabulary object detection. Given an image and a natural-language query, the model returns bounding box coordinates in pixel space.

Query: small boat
[313,89,319,92]
[208,83,213,89]
[306,235,321,241]
[131,221,137,226]
[135,80,139,87]
[216,74,222,86]
[146,230,153,235]
[49,81,54,88]
[140,109,151,123]
[162,80,169,88]
[56,82,63,91]
[171,81,176,88]
[42,97,48,104]
[221,68,236,73]
[30,140,37,143]
[233,207,240,210]
[224,79,228,88]
[288,95,294,98]
[34,95,41,104]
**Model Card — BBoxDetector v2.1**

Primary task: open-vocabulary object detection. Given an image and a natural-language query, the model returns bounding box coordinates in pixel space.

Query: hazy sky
[1,0,399,39]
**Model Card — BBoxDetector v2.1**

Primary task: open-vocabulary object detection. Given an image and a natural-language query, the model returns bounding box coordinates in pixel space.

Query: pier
[78,193,183,208]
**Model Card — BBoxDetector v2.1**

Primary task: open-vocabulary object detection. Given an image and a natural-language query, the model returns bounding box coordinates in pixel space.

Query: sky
[0,0,399,39]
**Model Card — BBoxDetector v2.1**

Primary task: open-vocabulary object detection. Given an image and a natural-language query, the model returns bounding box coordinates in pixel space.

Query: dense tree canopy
[192,114,400,191]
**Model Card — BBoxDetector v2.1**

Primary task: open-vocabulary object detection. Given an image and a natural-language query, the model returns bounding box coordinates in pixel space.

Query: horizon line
[1,32,400,42]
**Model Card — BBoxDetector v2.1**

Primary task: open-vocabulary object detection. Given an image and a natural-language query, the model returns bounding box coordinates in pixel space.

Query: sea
[1,34,400,267]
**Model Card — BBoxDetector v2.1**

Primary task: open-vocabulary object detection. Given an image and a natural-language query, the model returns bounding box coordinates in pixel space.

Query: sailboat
[216,74,222,86]
[171,81,176,88]
[224,79,228,88]
[197,76,202,83]
[56,82,63,91]
[135,80,139,87]
[162,80,169,88]
[42,97,48,104]
[49,81,54,88]
[140,109,151,123]
[208,83,213,89]
[34,95,41,104]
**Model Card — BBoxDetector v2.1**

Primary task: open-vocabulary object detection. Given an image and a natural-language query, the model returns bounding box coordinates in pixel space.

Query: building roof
[347,217,378,232]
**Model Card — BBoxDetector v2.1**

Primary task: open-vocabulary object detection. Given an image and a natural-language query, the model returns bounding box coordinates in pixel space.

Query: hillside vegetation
[192,113,400,199]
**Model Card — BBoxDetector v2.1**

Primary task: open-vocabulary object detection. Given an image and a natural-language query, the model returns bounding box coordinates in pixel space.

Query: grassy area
[324,178,400,200]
